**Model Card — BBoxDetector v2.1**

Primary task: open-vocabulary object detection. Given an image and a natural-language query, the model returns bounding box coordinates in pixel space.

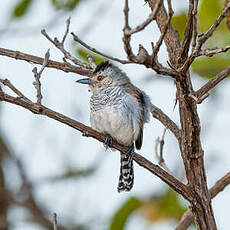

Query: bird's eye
[97,75,104,81]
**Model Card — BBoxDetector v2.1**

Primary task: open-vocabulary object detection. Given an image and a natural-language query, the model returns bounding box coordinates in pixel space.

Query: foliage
[171,13,187,41]
[172,0,230,79]
[110,197,142,230]
[12,0,32,18]
[140,189,186,222]
[51,0,83,10]
[110,189,186,229]
[11,0,82,19]
[76,48,107,65]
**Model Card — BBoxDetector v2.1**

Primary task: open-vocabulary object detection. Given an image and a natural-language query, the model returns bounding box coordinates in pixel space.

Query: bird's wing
[125,87,145,150]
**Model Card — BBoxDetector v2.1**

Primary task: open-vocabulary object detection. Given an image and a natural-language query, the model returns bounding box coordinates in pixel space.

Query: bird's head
[76,61,130,93]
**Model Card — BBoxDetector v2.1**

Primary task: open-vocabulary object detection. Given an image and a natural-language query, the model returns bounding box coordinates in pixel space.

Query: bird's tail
[117,153,134,192]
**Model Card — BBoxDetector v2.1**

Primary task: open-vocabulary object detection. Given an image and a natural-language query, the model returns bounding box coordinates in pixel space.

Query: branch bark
[0,1,229,229]
[0,47,92,76]
[148,1,217,229]
[176,172,230,230]
[0,89,190,201]
[193,67,230,103]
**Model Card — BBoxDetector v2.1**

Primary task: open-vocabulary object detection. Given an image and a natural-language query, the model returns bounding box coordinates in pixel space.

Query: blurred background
[0,0,229,229]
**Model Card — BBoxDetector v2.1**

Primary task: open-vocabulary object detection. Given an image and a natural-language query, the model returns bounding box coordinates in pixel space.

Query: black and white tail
[117,153,134,192]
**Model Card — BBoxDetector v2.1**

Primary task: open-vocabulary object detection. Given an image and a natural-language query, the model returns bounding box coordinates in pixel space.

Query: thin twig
[0,78,29,101]
[71,32,132,64]
[198,45,230,57]
[196,2,230,50]
[179,2,230,72]
[192,67,230,103]
[53,213,58,230]
[122,0,136,61]
[41,29,90,69]
[192,0,199,51]
[61,17,70,45]
[126,0,162,36]
[176,172,230,230]
[32,49,50,104]
[87,55,97,69]
[155,128,171,172]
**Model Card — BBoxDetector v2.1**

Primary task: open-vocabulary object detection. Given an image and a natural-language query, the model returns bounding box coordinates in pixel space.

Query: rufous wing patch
[125,86,145,149]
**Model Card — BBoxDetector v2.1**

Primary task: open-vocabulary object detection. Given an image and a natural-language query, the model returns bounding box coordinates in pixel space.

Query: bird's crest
[93,61,111,73]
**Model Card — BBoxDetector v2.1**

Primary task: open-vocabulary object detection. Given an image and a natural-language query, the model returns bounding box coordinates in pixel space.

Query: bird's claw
[105,135,113,150]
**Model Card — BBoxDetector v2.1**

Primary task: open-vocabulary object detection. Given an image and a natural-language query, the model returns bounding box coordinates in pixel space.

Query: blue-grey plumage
[77,61,150,192]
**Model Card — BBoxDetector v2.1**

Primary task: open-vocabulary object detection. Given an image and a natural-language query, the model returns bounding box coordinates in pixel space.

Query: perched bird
[76,61,150,192]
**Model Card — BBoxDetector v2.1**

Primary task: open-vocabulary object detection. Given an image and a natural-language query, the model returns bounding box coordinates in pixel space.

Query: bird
[76,61,150,192]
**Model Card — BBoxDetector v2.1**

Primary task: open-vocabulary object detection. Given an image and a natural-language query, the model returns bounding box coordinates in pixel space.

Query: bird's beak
[76,78,95,85]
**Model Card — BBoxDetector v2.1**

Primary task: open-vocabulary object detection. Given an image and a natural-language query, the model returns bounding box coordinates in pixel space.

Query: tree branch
[193,67,230,103]
[180,2,230,72]
[0,86,190,201]
[0,47,92,76]
[125,0,162,36]
[122,0,136,61]
[148,0,181,66]
[197,45,230,57]
[71,32,132,64]
[41,29,90,69]
[176,172,230,230]
[179,0,199,63]
[150,103,181,140]
[32,49,50,104]
[151,0,174,61]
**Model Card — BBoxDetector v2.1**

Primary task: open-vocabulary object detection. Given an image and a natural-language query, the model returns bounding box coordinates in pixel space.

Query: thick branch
[0,90,190,201]
[148,0,181,66]
[176,172,230,230]
[146,1,218,228]
[0,47,92,76]
[151,0,174,61]
[179,0,199,63]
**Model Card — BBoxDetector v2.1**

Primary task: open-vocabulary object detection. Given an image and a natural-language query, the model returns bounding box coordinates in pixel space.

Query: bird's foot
[104,134,113,151]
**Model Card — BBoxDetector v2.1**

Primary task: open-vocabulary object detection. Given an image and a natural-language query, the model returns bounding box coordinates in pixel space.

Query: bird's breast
[90,88,140,146]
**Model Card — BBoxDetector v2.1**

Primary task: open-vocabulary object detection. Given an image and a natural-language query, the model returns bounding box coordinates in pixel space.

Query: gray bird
[76,61,150,192]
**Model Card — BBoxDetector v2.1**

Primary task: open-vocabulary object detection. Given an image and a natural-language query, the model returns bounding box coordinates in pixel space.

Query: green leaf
[76,48,106,65]
[12,0,32,18]
[193,0,230,79]
[171,13,187,41]
[140,189,186,222]
[110,197,142,230]
[51,0,82,11]
[157,189,186,220]
[192,53,230,79]
[198,0,222,32]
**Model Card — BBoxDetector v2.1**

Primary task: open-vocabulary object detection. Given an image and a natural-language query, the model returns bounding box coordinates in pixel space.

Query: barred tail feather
[117,153,134,192]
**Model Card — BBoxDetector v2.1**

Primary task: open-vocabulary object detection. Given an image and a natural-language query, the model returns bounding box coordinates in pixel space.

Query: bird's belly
[90,106,137,146]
